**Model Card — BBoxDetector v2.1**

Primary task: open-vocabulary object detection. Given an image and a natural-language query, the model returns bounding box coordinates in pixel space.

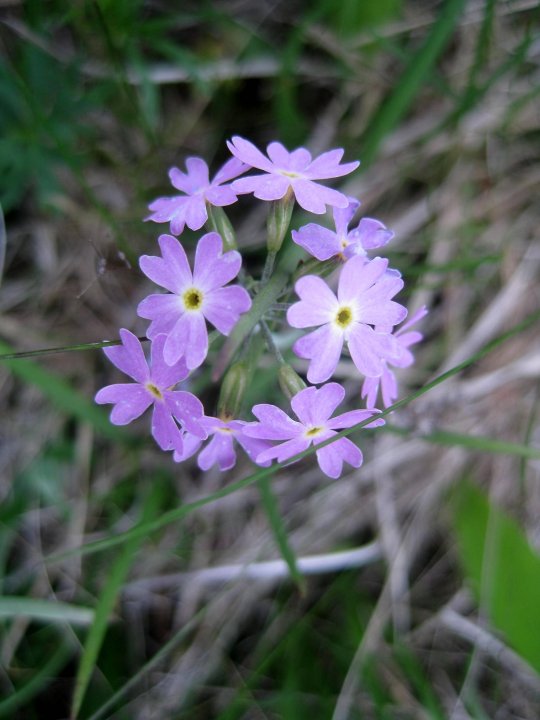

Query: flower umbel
[227,136,359,214]
[292,196,394,261]
[287,256,408,383]
[95,330,206,454]
[243,383,384,479]
[174,416,272,471]
[138,232,251,369]
[146,156,248,236]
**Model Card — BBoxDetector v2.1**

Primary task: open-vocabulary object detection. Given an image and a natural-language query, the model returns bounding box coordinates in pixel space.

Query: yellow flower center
[335,306,353,329]
[146,382,163,400]
[280,170,300,178]
[183,287,203,311]
[305,426,323,438]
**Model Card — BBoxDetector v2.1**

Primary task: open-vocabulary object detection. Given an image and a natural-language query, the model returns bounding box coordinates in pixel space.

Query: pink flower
[227,136,359,214]
[146,156,248,236]
[173,416,271,471]
[287,256,407,383]
[243,383,383,479]
[362,306,428,408]
[138,232,251,370]
[95,330,206,454]
[292,196,394,261]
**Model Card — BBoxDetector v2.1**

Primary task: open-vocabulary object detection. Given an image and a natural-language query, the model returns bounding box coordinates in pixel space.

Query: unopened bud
[206,205,237,251]
[266,189,294,254]
[293,256,340,282]
[278,364,306,400]
[217,361,248,420]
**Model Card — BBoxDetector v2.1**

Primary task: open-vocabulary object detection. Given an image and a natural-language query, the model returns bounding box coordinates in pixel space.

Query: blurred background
[1,1,540,718]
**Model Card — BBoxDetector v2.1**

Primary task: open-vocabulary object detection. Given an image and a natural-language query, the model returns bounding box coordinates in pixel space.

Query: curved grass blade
[0,597,94,625]
[257,476,304,592]
[0,338,128,442]
[360,0,467,168]
[70,486,162,719]
[0,202,5,288]
[0,636,73,718]
[43,308,540,565]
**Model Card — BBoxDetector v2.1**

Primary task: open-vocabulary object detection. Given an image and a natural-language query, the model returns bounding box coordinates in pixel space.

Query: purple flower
[95,330,206,454]
[146,156,248,236]
[362,306,428,408]
[227,136,359,214]
[287,256,407,384]
[138,232,251,370]
[173,416,272,471]
[243,383,384,479]
[292,196,394,261]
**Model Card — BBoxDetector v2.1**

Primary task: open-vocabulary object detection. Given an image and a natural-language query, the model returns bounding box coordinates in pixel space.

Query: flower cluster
[96,137,426,478]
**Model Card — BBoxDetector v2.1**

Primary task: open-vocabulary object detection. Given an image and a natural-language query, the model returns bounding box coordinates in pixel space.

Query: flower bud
[217,361,248,420]
[266,189,294,254]
[206,204,237,251]
[278,364,307,400]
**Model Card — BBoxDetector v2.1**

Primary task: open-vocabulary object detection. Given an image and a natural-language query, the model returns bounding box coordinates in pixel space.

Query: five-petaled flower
[292,196,394,261]
[362,306,428,408]
[287,256,408,384]
[146,156,248,236]
[173,416,272,471]
[227,136,359,214]
[138,232,251,370]
[243,383,384,479]
[95,330,206,454]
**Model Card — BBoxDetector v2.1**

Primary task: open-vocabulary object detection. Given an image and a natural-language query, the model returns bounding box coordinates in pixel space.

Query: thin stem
[260,319,284,365]
[261,250,277,286]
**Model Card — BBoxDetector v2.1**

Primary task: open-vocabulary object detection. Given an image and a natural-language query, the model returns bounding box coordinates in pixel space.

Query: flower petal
[140,234,192,294]
[165,390,206,438]
[103,328,149,384]
[337,255,388,304]
[149,334,189,388]
[332,197,360,237]
[203,286,251,335]
[193,232,242,292]
[256,435,311,465]
[316,436,362,478]
[291,382,345,426]
[232,174,290,201]
[328,408,384,430]
[151,403,184,452]
[243,404,303,440]
[348,324,397,377]
[198,434,237,471]
[95,383,152,425]
[164,312,208,369]
[293,324,343,384]
[184,196,208,231]
[292,179,349,214]
[292,224,340,261]
[227,136,275,172]
[287,275,338,327]
[212,157,249,185]
[185,157,210,188]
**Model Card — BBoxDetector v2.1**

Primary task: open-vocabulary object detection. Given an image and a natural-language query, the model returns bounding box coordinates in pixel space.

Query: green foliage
[452,480,540,673]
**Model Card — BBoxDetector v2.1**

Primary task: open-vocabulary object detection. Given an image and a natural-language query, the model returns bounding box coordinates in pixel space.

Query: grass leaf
[0,597,94,625]
[452,480,540,673]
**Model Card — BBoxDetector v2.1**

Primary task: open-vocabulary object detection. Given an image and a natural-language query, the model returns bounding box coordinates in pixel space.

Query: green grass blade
[360,0,467,168]
[40,308,540,565]
[0,597,94,625]
[0,202,5,288]
[0,339,128,442]
[87,607,206,720]
[257,477,304,591]
[0,636,73,718]
[384,424,540,460]
[452,480,540,673]
[70,488,161,718]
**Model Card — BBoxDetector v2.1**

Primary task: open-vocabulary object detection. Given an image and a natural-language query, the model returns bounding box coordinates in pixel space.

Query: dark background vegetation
[1,0,540,718]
